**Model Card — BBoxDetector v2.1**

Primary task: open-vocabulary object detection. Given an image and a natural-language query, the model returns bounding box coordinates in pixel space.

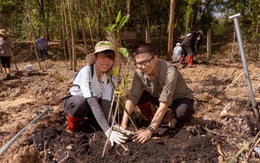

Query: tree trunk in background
[78,7,88,56]
[231,32,236,61]
[97,0,101,40]
[207,28,211,60]
[83,3,95,48]
[87,17,95,48]
[257,42,260,63]
[67,0,76,71]
[191,1,199,30]
[63,0,72,69]
[61,0,67,66]
[167,0,175,61]
[73,3,80,39]
[126,0,131,15]
[46,0,50,39]
[38,0,45,18]
[143,0,151,43]
[25,0,42,69]
[257,28,260,62]
[36,0,45,34]
[104,0,114,23]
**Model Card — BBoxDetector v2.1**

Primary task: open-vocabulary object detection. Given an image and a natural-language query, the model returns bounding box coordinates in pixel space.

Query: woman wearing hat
[0,29,14,80]
[62,41,127,146]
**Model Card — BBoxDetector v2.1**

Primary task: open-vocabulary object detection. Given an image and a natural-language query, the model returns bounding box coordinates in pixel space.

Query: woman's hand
[132,129,153,144]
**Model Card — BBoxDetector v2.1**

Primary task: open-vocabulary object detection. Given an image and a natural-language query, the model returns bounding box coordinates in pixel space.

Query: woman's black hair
[96,50,115,60]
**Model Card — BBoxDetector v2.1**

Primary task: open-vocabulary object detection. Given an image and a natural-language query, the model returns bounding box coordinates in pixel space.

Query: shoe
[187,56,196,67]
[168,118,177,128]
[192,60,199,64]
[3,74,11,80]
[66,114,85,133]
[178,56,185,64]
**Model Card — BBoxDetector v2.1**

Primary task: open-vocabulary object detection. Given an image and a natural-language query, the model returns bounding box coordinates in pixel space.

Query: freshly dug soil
[0,59,260,163]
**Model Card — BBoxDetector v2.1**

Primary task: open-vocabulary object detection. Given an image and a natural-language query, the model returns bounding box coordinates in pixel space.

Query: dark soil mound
[33,111,223,163]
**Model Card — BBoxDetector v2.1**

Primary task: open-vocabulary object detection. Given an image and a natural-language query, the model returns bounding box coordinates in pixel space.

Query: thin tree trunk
[104,0,114,23]
[167,0,175,61]
[63,0,72,69]
[61,0,67,65]
[36,0,45,34]
[78,4,88,56]
[67,0,76,71]
[207,28,211,60]
[25,0,42,69]
[46,0,50,38]
[97,0,101,40]
[126,0,131,15]
[231,32,236,61]
[87,18,95,49]
[81,3,95,48]
[191,2,198,30]
[143,0,151,43]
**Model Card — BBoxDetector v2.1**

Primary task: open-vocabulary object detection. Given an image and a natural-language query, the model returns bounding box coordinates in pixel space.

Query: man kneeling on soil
[62,41,128,146]
[121,43,195,144]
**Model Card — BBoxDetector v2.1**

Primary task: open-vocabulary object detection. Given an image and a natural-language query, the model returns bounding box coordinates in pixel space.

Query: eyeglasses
[135,55,155,68]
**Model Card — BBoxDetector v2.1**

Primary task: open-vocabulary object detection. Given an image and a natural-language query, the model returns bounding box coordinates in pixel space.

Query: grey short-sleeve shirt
[127,59,194,106]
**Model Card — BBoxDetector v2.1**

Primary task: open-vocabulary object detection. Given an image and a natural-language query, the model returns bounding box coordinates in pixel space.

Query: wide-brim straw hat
[85,41,116,64]
[93,41,116,54]
[0,29,9,36]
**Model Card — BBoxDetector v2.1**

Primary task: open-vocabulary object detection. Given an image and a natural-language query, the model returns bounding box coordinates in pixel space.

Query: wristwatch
[147,126,155,132]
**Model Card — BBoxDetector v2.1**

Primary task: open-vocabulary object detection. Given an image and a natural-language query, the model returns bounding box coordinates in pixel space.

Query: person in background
[172,42,182,63]
[179,30,203,67]
[62,41,127,146]
[121,43,195,144]
[35,34,49,60]
[0,29,14,80]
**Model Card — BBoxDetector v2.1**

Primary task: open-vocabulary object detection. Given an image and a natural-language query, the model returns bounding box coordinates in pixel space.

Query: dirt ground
[0,57,260,163]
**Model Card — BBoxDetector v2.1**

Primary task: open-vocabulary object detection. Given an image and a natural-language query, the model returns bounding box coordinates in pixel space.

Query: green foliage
[106,24,117,32]
[212,17,233,35]
[0,0,24,36]
[106,10,129,59]
[242,0,260,41]
[113,67,119,77]
[106,10,129,32]
[184,0,196,33]
[120,76,127,90]
[118,47,129,58]
[0,0,258,43]
[116,10,122,24]
[119,15,129,29]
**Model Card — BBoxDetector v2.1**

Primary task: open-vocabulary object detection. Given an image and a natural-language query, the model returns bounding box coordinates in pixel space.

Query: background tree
[0,0,259,63]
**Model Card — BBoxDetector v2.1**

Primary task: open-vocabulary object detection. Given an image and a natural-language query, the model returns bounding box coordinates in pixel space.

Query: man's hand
[105,128,127,146]
[132,129,153,144]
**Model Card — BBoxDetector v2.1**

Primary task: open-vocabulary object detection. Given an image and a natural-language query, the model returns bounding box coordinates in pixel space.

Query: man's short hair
[133,43,155,56]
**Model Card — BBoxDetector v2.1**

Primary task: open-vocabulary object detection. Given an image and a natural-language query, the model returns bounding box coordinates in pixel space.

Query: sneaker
[7,74,11,79]
[168,118,177,128]
[3,74,11,80]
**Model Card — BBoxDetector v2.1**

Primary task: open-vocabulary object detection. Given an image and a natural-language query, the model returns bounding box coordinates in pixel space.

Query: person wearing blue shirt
[35,34,49,60]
